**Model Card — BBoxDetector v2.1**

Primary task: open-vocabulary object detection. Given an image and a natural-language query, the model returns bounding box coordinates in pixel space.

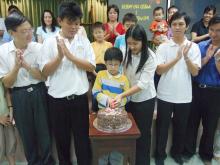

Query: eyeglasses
[106,63,120,67]
[16,28,34,35]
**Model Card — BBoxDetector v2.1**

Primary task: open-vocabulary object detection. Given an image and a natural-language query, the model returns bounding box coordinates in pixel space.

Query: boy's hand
[0,116,11,126]
[108,98,117,109]
[56,37,64,59]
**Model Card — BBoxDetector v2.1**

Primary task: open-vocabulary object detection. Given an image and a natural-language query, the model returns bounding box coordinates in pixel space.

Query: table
[89,113,141,165]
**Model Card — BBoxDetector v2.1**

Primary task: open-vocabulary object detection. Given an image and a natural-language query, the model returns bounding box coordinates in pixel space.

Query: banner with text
[108,0,167,38]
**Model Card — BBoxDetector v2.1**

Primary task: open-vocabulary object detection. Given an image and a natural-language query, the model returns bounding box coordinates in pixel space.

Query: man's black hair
[5,12,29,31]
[58,1,83,21]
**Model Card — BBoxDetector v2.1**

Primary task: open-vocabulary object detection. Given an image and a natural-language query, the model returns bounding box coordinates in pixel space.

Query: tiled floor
[1,155,220,165]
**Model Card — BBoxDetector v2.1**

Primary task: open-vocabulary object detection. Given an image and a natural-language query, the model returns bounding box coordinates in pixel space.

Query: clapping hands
[176,42,192,60]
[15,49,31,71]
[56,37,73,61]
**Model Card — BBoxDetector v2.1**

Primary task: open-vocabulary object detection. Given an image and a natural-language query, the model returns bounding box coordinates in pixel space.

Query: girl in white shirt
[36,10,60,43]
[115,24,157,165]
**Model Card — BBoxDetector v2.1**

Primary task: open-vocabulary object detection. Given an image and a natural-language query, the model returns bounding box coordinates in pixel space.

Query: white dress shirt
[0,41,42,88]
[39,32,95,98]
[156,38,201,103]
[124,49,157,102]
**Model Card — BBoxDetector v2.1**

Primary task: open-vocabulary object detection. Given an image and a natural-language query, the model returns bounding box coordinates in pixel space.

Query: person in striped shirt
[92,47,129,109]
[92,47,129,165]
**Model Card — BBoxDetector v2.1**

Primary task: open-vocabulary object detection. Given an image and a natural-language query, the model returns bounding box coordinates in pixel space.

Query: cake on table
[96,107,129,132]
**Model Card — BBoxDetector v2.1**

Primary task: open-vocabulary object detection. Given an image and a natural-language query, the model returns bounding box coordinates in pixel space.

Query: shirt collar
[132,52,141,57]
[169,37,189,47]
[56,30,78,43]
[107,70,121,79]
[8,40,32,54]
[8,40,16,53]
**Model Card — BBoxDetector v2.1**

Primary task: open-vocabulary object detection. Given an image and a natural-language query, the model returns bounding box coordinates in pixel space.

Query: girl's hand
[114,94,122,108]
[9,108,13,123]
[0,116,11,126]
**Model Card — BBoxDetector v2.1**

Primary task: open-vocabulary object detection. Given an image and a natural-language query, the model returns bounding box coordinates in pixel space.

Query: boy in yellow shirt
[91,22,112,75]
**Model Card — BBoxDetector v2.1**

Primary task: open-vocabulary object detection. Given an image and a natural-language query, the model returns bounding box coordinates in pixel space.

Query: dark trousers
[126,98,155,165]
[48,94,90,165]
[155,99,191,160]
[11,83,54,165]
[184,83,220,161]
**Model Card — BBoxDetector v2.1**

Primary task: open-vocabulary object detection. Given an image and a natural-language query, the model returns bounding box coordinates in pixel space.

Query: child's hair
[104,47,123,63]
[5,12,30,31]
[41,9,57,33]
[92,21,105,32]
[124,24,149,73]
[153,6,164,15]
[107,4,119,21]
[58,1,82,21]
[168,5,179,13]
[122,13,138,24]
[169,12,190,27]
[203,5,216,15]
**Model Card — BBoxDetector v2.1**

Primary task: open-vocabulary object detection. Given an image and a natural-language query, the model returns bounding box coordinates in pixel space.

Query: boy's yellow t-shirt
[91,41,112,64]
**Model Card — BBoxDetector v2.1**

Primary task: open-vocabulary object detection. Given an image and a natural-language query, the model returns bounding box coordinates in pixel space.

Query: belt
[12,82,44,92]
[62,93,86,101]
[197,83,220,90]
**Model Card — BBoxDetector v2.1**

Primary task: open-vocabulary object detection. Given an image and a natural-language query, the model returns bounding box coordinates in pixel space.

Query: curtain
[0,0,107,39]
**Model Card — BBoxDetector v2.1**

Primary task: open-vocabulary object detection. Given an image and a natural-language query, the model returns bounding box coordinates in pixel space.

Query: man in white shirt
[40,1,95,165]
[0,13,55,165]
[155,12,201,165]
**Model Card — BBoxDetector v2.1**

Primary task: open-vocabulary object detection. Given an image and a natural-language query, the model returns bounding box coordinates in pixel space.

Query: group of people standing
[0,1,219,165]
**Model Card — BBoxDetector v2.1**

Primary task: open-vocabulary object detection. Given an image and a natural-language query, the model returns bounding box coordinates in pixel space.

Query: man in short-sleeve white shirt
[39,1,95,164]
[154,12,201,165]
[156,38,201,103]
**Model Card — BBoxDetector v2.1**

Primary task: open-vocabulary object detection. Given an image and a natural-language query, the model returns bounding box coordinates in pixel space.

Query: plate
[93,118,132,133]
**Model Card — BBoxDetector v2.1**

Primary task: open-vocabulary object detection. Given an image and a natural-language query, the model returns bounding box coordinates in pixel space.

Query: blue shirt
[194,39,220,86]
[114,34,126,57]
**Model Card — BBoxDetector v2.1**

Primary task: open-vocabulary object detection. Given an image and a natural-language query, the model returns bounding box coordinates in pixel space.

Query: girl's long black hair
[124,24,149,73]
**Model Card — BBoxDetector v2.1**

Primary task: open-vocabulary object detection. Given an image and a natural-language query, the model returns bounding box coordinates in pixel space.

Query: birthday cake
[96,107,128,131]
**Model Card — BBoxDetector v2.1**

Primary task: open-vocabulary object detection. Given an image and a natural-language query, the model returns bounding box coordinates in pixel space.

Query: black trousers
[12,83,54,165]
[126,98,155,165]
[184,83,220,161]
[48,93,90,165]
[155,99,191,160]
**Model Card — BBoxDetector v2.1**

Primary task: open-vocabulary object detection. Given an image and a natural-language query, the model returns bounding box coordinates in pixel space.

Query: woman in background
[36,9,60,43]
[104,4,125,45]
